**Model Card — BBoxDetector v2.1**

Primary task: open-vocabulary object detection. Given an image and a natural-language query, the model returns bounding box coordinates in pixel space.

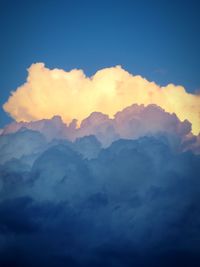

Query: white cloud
[3,63,200,134]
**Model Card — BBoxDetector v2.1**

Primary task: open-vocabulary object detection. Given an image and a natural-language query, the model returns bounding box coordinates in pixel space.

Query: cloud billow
[1,64,200,266]
[0,132,200,266]
[3,63,200,134]
[1,103,199,153]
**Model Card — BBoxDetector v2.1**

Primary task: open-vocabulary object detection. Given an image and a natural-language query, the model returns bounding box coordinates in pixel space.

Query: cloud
[1,115,68,141]
[0,129,47,165]
[1,64,200,266]
[76,104,192,147]
[0,136,200,266]
[3,63,200,134]
[2,103,199,153]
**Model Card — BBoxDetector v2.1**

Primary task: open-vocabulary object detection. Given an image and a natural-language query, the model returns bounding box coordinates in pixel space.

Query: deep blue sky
[0,0,200,127]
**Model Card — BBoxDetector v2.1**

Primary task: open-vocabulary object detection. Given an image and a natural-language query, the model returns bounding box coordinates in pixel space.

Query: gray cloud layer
[1,104,199,154]
[0,104,200,266]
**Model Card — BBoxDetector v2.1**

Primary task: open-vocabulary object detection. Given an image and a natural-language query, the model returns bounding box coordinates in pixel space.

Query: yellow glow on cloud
[3,63,200,135]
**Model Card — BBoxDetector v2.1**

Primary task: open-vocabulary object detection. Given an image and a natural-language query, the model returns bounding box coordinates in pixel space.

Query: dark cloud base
[0,106,200,266]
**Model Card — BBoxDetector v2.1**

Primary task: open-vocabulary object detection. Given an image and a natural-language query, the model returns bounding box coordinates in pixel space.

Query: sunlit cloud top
[3,63,200,135]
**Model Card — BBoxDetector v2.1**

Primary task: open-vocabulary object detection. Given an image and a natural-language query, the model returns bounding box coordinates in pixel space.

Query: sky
[0,0,200,127]
[1,2,200,266]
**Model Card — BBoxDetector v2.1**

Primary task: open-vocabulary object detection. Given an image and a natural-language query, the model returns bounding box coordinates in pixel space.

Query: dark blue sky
[0,0,200,127]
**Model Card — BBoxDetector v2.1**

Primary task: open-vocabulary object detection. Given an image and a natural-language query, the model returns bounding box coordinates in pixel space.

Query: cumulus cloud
[0,129,47,165]
[2,103,199,152]
[1,63,200,266]
[3,63,200,134]
[0,136,200,266]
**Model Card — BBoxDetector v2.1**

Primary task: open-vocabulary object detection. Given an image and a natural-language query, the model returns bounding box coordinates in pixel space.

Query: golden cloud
[3,63,200,135]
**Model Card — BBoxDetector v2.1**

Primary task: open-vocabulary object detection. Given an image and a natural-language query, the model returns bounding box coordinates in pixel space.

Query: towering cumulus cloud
[3,63,200,134]
[1,63,200,267]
